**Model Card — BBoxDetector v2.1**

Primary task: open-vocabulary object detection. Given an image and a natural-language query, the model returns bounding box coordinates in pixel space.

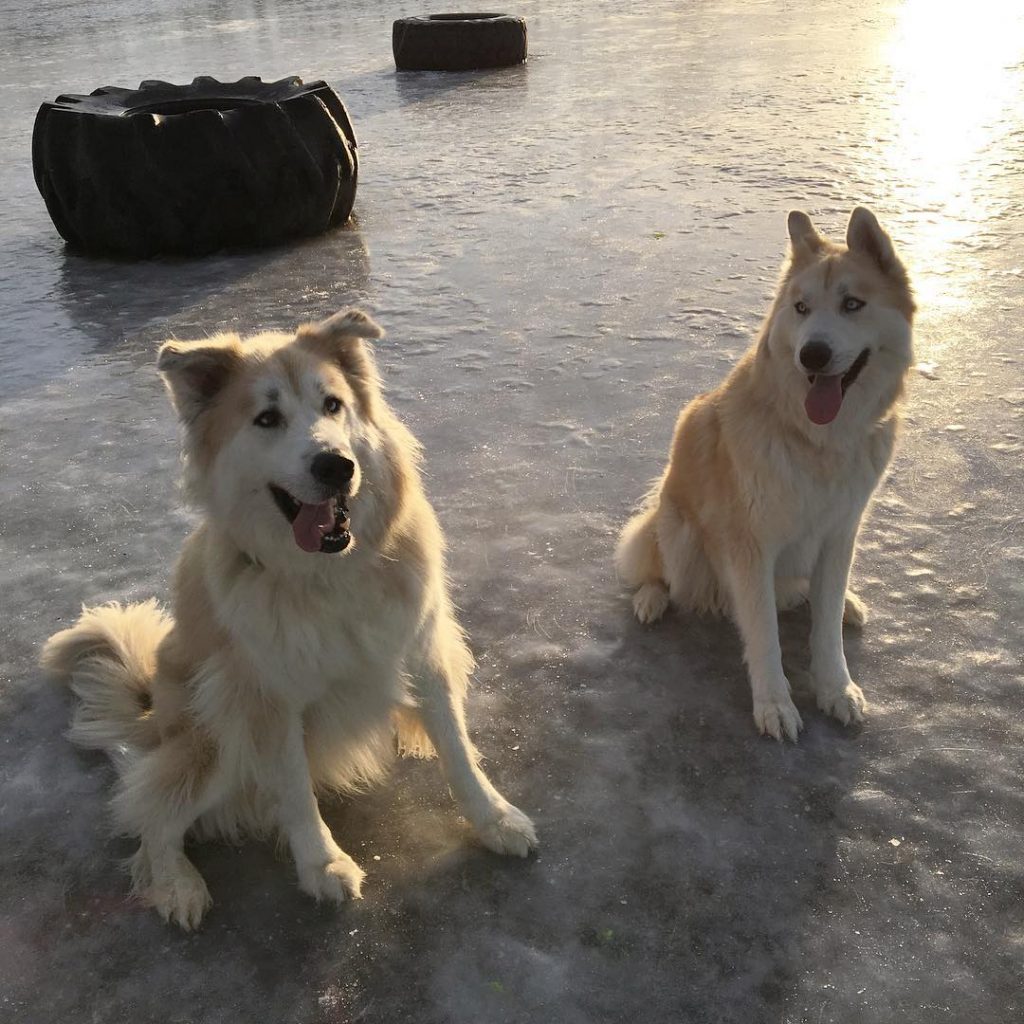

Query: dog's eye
[842,296,865,313]
[794,301,810,315]
[323,395,343,416]
[253,408,283,429]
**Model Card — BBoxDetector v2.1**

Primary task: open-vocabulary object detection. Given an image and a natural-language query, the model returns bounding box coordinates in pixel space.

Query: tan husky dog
[43,309,537,929]
[617,208,914,741]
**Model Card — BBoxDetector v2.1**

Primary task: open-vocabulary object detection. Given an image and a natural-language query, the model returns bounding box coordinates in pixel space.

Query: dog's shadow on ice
[180,751,533,934]
[582,603,870,1004]
[614,599,869,743]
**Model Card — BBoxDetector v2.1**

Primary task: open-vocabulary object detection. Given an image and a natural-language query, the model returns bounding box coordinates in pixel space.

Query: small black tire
[393,14,527,72]
[32,76,358,259]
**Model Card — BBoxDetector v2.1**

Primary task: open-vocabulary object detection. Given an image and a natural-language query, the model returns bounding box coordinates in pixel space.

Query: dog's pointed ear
[788,210,824,260]
[157,336,242,423]
[298,309,385,419]
[846,207,898,274]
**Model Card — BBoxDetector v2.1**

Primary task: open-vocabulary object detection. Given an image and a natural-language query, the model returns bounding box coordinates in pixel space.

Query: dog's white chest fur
[770,426,894,573]
[207,546,414,711]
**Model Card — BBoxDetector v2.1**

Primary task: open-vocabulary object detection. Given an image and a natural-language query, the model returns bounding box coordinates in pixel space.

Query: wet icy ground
[2,0,1023,1021]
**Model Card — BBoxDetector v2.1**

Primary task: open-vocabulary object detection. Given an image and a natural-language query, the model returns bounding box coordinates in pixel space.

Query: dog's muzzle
[269,484,352,554]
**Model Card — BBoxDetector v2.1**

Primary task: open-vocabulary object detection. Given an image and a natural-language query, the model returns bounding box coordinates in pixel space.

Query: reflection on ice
[879,0,1024,319]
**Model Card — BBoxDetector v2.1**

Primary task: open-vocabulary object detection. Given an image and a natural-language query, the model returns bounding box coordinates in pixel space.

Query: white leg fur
[723,554,803,742]
[809,527,867,725]
[774,577,809,612]
[273,714,364,902]
[131,834,212,931]
[842,589,869,629]
[408,638,536,857]
[633,581,669,624]
[116,741,230,930]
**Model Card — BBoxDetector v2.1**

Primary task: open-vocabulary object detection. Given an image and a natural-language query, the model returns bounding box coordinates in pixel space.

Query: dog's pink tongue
[805,374,843,425]
[292,500,334,553]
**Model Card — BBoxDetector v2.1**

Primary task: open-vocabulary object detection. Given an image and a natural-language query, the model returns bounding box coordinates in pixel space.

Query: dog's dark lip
[269,484,301,523]
[319,529,352,554]
[268,484,352,553]
[807,348,870,395]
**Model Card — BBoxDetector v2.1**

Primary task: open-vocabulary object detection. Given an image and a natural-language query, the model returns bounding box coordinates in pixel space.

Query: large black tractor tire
[32,76,358,259]
[393,14,528,71]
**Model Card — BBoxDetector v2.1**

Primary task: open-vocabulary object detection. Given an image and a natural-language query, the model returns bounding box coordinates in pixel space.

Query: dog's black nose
[311,452,354,490]
[799,339,832,372]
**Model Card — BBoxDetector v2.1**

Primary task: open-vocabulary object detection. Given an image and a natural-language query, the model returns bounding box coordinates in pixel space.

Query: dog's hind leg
[774,577,867,626]
[114,729,226,930]
[775,577,810,612]
[392,704,437,759]
[632,581,670,624]
[407,619,537,858]
[616,502,669,624]
[841,589,868,628]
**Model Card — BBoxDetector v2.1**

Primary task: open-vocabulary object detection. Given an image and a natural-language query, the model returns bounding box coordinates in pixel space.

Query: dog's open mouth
[804,348,870,426]
[269,485,351,554]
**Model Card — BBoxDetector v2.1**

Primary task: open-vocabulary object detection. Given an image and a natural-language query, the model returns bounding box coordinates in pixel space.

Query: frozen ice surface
[2,1,1023,1022]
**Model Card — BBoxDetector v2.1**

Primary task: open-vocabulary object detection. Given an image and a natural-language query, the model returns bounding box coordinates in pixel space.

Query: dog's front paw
[817,680,867,725]
[140,857,212,931]
[753,695,803,742]
[298,854,366,904]
[633,583,669,624]
[477,803,538,858]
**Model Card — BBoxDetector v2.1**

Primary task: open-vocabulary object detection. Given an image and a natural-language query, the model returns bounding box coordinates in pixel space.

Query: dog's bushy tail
[40,600,170,755]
